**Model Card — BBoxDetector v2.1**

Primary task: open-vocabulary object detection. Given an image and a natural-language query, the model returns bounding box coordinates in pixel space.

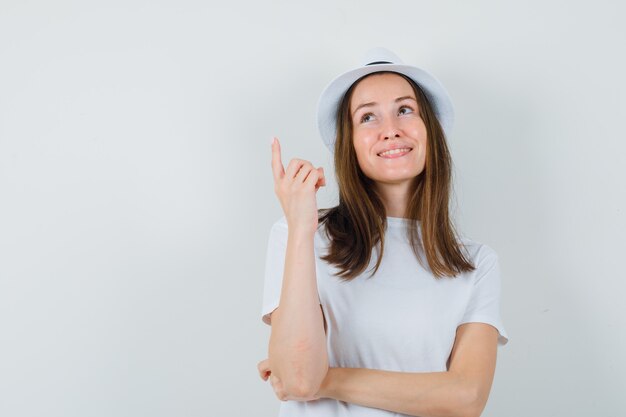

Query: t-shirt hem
[261,302,280,326]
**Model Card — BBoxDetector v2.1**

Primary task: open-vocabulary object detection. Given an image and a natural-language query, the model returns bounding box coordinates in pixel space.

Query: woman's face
[349,72,427,187]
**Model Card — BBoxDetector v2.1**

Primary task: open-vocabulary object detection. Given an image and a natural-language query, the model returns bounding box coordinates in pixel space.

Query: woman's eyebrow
[352,96,417,117]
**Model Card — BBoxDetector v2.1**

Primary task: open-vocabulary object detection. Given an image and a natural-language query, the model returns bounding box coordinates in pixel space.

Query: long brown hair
[318,71,475,280]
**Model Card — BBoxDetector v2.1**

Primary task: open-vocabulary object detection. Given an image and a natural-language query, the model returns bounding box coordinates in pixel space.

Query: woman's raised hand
[271,137,326,235]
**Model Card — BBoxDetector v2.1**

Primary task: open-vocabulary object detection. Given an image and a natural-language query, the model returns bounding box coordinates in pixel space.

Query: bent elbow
[459,386,487,417]
[285,379,319,399]
[281,364,327,400]
[462,405,483,417]
[270,341,328,399]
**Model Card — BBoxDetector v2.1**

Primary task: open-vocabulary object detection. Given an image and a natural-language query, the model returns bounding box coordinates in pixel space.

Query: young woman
[258,47,509,417]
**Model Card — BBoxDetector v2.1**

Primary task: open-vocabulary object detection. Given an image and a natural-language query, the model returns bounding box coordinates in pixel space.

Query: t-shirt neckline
[386,216,421,227]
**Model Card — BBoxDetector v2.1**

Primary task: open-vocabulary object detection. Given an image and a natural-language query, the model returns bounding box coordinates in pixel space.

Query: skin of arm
[267,227,329,399]
[314,323,499,417]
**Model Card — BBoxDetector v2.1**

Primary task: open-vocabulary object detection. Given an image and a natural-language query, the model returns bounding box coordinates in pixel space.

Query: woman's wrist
[288,226,317,241]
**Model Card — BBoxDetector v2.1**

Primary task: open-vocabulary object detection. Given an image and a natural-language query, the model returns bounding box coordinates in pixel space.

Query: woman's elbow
[458,387,487,417]
[276,365,326,400]
[286,379,319,399]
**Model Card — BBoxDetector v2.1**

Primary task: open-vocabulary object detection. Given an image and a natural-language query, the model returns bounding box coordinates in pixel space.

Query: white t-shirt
[261,215,509,416]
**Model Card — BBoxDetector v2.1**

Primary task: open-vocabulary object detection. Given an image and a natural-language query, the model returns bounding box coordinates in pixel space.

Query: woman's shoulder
[458,235,499,267]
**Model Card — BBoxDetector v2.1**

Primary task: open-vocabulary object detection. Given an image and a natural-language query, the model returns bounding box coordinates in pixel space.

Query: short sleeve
[458,245,510,346]
[261,216,289,326]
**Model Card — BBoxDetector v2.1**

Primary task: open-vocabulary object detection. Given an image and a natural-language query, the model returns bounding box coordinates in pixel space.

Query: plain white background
[1,1,624,416]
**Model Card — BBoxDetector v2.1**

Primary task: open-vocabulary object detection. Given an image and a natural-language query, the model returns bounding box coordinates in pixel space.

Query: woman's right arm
[267,136,328,399]
[268,227,328,398]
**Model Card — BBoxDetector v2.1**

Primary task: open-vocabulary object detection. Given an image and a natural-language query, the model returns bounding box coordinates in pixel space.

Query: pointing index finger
[270,136,285,181]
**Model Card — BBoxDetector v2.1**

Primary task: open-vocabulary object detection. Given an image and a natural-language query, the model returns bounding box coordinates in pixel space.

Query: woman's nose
[380,116,401,140]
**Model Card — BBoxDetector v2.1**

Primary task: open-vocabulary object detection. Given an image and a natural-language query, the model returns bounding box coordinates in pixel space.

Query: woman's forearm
[268,227,328,397]
[318,368,476,417]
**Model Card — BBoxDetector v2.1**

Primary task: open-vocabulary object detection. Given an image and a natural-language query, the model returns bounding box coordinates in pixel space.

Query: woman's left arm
[316,323,499,417]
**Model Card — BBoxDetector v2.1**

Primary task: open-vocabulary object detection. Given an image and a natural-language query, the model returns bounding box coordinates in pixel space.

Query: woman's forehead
[350,73,416,107]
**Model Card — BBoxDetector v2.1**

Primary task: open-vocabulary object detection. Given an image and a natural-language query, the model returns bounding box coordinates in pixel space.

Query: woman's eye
[398,106,414,115]
[360,113,374,123]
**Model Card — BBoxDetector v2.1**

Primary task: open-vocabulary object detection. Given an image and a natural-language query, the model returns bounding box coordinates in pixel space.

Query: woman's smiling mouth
[378,148,413,158]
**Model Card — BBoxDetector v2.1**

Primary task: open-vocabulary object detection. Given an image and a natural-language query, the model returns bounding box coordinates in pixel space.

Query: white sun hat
[316,47,455,154]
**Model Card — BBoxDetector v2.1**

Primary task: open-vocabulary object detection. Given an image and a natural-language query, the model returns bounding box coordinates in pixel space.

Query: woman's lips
[378,148,413,159]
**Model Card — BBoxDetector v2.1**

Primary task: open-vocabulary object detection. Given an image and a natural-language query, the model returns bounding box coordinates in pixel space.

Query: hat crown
[360,47,404,66]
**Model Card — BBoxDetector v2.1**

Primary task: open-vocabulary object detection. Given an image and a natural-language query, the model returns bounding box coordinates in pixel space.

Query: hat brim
[316,63,454,154]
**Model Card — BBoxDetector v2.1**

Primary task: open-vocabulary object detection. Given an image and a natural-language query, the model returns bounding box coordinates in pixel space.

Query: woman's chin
[372,175,421,186]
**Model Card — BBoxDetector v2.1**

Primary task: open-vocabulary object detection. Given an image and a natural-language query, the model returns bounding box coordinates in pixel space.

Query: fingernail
[270,137,275,145]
